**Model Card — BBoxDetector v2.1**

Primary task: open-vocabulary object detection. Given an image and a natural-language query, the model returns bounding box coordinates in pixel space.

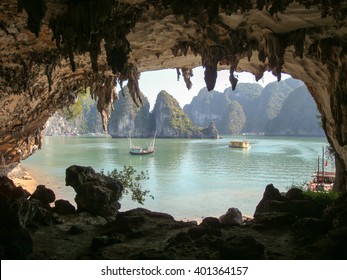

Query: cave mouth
[12,68,330,221]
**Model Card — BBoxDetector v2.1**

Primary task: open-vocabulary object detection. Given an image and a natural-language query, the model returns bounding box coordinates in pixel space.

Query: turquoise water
[23,135,329,220]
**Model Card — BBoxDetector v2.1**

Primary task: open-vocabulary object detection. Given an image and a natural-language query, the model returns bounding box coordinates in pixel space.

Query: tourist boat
[229,140,250,149]
[307,146,335,191]
[307,171,335,192]
[129,131,156,155]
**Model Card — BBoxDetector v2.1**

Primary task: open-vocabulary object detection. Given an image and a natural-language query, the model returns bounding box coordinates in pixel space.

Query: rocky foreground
[1,165,347,260]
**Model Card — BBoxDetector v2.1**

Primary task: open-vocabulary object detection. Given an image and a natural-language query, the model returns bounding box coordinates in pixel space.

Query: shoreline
[5,164,216,224]
[7,163,38,194]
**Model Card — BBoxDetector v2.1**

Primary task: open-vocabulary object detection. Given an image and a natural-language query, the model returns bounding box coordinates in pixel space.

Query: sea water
[23,135,329,220]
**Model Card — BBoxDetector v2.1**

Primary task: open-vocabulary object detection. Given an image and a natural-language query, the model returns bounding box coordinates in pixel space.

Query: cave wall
[0,0,346,191]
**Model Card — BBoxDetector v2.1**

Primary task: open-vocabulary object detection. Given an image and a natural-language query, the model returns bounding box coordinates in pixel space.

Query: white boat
[129,131,156,155]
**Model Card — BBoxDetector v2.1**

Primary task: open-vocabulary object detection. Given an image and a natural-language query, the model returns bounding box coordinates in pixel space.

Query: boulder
[286,188,305,200]
[65,165,123,218]
[219,208,243,226]
[262,184,283,201]
[0,176,30,199]
[254,185,325,220]
[54,199,76,215]
[30,185,55,205]
[0,176,16,196]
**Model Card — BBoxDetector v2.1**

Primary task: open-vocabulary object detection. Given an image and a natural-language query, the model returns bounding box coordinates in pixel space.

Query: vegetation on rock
[102,165,152,205]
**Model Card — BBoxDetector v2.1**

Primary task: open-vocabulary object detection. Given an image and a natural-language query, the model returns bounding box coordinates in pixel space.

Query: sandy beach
[7,164,38,194]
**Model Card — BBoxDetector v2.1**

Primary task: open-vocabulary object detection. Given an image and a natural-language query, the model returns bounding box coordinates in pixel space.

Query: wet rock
[54,199,76,215]
[219,208,243,226]
[30,185,55,205]
[220,235,265,259]
[65,165,123,218]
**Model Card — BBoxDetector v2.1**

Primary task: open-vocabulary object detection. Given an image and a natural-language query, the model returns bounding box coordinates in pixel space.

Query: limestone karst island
[1,0,347,261]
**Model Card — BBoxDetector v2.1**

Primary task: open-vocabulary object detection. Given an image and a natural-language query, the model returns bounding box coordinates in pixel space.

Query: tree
[102,165,153,204]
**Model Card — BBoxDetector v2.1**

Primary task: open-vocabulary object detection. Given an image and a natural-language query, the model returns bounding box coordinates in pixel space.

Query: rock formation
[65,165,123,219]
[107,88,219,138]
[265,85,325,136]
[108,87,151,138]
[151,90,219,138]
[0,1,347,191]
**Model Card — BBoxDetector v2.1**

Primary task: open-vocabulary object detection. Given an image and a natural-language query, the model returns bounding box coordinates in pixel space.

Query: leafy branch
[102,165,153,204]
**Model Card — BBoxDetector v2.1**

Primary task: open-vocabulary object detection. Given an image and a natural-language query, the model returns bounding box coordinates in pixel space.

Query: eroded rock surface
[0,1,347,188]
[65,165,123,219]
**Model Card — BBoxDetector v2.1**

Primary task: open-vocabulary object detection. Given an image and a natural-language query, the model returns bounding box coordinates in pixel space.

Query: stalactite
[181,68,193,90]
[204,64,218,91]
[125,63,143,108]
[229,56,239,90]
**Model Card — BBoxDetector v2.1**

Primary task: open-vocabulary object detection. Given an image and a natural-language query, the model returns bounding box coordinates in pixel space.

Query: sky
[120,66,291,109]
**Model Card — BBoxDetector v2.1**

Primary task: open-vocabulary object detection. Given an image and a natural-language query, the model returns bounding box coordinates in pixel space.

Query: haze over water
[23,135,329,220]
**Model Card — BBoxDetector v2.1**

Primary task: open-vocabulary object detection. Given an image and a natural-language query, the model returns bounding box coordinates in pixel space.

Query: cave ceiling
[1,0,347,191]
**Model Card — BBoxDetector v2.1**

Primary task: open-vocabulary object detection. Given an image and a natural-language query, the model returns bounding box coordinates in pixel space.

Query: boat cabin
[307,171,335,191]
[229,140,250,149]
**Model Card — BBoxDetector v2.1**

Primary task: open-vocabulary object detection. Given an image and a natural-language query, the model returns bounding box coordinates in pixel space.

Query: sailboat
[129,131,156,155]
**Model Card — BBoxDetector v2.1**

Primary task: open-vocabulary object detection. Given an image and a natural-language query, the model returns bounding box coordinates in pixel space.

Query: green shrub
[102,165,153,204]
[287,182,339,207]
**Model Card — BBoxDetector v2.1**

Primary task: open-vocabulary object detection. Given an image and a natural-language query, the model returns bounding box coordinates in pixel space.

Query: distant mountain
[107,88,219,138]
[184,77,317,135]
[245,79,294,132]
[107,87,151,137]
[183,88,229,130]
[151,91,219,138]
[265,85,324,136]
[223,83,263,133]
[45,78,319,138]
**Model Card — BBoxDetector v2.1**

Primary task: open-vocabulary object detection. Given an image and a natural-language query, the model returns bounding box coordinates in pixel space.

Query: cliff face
[44,93,103,136]
[265,86,325,136]
[151,91,214,138]
[108,87,151,138]
[0,0,347,190]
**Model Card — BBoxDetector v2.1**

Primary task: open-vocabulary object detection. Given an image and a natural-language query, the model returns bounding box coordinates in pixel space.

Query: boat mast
[317,154,320,183]
[128,134,133,149]
[149,130,157,150]
[322,146,325,184]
